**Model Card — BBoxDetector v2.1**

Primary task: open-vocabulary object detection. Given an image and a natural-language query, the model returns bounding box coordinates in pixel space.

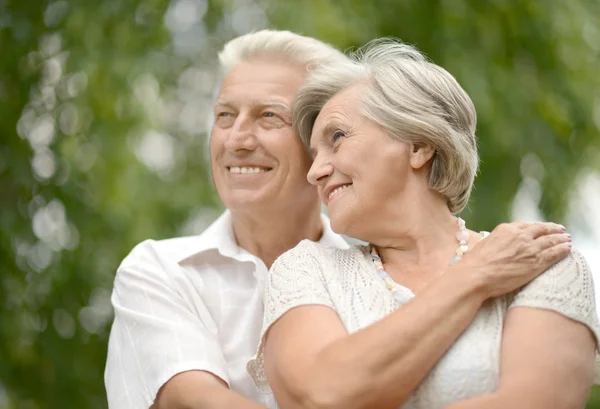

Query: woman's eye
[331,130,345,143]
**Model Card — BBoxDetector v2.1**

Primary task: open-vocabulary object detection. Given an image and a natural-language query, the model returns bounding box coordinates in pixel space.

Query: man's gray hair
[294,38,479,214]
[217,30,346,76]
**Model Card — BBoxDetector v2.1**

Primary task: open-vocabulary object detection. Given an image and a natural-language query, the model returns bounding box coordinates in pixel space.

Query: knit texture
[247,240,600,408]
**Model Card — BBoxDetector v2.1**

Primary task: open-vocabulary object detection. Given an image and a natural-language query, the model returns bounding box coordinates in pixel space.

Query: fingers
[523,222,567,238]
[536,241,572,270]
[513,221,533,230]
[533,232,571,252]
[493,221,567,239]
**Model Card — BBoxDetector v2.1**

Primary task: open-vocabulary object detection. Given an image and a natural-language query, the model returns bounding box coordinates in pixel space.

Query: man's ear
[409,143,436,170]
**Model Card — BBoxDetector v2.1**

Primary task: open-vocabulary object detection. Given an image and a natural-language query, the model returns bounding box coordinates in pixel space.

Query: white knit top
[247,240,600,409]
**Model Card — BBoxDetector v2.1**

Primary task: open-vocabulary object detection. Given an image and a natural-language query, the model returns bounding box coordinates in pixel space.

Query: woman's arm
[262,222,572,409]
[445,249,598,409]
[444,307,596,409]
[265,271,485,409]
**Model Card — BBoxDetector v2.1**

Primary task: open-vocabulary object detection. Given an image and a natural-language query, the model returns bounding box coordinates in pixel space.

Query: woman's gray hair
[294,38,479,214]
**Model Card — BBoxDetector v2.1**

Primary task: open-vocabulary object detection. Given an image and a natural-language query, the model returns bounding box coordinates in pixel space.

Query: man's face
[210,58,318,213]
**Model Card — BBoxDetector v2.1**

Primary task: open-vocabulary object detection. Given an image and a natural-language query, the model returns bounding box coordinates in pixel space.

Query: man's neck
[230,202,323,268]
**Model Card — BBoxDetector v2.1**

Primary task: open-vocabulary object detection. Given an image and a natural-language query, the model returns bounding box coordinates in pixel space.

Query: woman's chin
[328,213,355,237]
[329,215,345,235]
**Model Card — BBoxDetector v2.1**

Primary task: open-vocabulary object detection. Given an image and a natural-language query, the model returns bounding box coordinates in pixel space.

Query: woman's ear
[409,143,436,170]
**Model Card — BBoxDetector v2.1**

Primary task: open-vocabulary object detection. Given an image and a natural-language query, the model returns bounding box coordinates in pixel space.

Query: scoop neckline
[363,230,491,301]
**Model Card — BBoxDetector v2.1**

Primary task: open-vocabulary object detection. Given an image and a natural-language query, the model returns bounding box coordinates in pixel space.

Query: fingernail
[559,225,566,232]
[567,234,572,242]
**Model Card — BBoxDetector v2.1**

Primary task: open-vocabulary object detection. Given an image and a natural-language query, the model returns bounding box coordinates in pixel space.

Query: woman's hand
[460,221,571,298]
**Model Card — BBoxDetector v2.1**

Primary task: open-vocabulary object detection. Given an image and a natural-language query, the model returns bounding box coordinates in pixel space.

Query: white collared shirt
[104,210,348,409]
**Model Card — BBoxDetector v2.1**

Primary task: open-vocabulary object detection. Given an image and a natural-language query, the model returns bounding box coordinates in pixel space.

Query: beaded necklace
[370,217,470,303]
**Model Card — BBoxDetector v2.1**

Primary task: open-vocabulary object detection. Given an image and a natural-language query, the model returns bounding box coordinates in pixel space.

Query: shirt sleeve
[247,239,335,394]
[508,249,600,382]
[105,240,229,409]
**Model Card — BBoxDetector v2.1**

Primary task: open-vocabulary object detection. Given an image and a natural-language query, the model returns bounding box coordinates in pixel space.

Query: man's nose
[225,115,258,151]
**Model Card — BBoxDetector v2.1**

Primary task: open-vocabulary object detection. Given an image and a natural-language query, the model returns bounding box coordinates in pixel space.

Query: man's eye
[215,112,235,127]
[216,112,236,123]
[263,112,276,118]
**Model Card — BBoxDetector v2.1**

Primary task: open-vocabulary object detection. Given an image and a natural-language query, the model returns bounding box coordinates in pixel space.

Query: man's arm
[154,371,267,409]
[105,240,258,409]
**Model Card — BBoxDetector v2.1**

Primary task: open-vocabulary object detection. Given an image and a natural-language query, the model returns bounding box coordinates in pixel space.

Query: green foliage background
[1,0,599,408]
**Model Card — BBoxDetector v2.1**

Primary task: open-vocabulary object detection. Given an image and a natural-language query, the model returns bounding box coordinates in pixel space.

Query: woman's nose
[307,154,333,186]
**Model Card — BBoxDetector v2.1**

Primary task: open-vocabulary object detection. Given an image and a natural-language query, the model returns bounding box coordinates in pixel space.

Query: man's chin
[220,185,320,216]
[221,193,274,212]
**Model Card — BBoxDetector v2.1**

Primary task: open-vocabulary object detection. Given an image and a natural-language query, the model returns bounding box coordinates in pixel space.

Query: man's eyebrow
[254,101,290,111]
[215,100,290,111]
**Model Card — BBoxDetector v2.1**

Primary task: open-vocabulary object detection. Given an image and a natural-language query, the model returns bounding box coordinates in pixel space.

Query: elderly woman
[247,39,599,409]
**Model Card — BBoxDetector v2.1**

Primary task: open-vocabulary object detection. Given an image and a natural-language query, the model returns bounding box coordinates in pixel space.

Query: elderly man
[105,30,349,409]
[104,30,575,409]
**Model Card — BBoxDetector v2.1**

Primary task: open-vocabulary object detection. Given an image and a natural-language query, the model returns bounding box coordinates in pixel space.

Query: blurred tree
[0,0,599,408]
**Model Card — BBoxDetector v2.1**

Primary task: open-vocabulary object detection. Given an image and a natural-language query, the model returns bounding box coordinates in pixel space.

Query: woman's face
[307,84,420,238]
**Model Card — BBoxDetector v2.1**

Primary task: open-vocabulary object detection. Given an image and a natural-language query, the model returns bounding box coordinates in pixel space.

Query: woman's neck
[375,215,459,269]
[370,189,464,271]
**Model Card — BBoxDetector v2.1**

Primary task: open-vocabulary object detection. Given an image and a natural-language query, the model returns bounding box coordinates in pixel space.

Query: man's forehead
[220,59,306,91]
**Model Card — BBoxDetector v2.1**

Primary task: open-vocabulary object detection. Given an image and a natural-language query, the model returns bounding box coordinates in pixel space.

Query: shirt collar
[175,209,347,263]
[174,210,238,263]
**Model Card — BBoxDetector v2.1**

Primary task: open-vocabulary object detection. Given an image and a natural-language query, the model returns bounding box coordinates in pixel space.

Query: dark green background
[1,0,599,407]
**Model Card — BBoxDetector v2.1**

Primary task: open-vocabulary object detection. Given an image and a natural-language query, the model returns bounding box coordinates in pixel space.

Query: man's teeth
[329,185,350,199]
[229,167,266,174]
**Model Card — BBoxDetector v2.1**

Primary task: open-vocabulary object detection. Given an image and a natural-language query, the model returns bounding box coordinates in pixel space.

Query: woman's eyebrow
[322,122,344,137]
